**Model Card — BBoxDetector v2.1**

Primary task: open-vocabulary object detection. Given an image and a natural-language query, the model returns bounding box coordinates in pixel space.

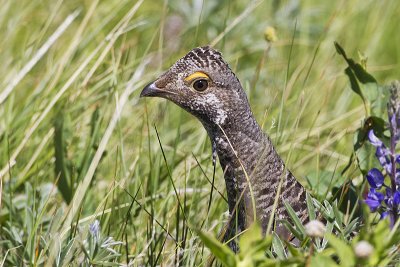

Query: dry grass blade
[61,57,148,234]
[0,10,80,105]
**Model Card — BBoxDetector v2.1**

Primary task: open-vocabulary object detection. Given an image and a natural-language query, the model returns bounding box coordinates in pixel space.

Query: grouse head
[140,46,251,129]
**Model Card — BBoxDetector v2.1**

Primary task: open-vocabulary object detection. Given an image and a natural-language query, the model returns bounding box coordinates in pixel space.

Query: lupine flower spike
[365,81,400,227]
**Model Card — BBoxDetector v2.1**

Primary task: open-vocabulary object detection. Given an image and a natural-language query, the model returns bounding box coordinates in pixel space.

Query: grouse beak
[140,81,162,98]
[140,81,177,98]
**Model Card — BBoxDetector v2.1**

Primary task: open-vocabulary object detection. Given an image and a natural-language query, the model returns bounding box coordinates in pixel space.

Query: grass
[1,0,400,265]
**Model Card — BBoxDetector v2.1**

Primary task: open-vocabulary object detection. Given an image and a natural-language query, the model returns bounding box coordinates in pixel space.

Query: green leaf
[272,233,287,259]
[279,219,302,241]
[283,201,306,237]
[369,84,390,117]
[335,41,385,117]
[326,234,355,267]
[283,240,302,257]
[235,223,273,266]
[323,200,336,219]
[257,259,283,267]
[312,199,334,221]
[306,192,316,221]
[344,66,365,103]
[239,222,263,252]
[354,134,378,175]
[371,219,391,254]
[259,257,305,267]
[332,200,343,227]
[54,110,73,204]
[343,218,360,239]
[77,106,102,183]
[306,170,345,200]
[197,230,237,267]
[352,116,386,174]
[239,222,271,260]
[321,220,334,249]
[334,42,377,84]
[310,254,339,267]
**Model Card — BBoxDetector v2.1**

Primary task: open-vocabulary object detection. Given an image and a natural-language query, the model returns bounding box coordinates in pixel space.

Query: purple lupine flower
[89,220,101,243]
[390,113,400,142]
[394,191,400,205]
[380,189,400,226]
[390,115,398,136]
[380,211,396,229]
[364,83,400,227]
[368,130,393,175]
[384,189,400,210]
[381,211,390,222]
[366,168,384,189]
[375,145,392,172]
[365,188,384,212]
[396,169,400,186]
[368,130,384,147]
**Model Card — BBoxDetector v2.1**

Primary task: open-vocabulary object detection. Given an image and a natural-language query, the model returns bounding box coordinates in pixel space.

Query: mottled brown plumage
[141,46,307,251]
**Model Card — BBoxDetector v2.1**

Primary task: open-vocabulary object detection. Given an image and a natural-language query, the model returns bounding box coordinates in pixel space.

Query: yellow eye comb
[184,72,209,83]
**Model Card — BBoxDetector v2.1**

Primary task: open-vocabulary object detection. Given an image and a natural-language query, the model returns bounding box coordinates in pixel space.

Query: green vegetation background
[1,0,399,265]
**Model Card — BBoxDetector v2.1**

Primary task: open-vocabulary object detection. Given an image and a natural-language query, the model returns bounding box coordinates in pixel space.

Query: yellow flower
[264,26,277,43]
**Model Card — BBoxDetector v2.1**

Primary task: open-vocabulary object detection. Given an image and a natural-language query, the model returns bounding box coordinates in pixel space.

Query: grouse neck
[205,110,273,206]
[210,110,266,152]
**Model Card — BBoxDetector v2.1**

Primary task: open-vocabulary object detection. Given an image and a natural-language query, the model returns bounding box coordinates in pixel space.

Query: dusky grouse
[140,46,307,251]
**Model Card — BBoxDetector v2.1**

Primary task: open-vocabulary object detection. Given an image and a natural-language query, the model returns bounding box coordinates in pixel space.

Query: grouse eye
[192,79,208,92]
